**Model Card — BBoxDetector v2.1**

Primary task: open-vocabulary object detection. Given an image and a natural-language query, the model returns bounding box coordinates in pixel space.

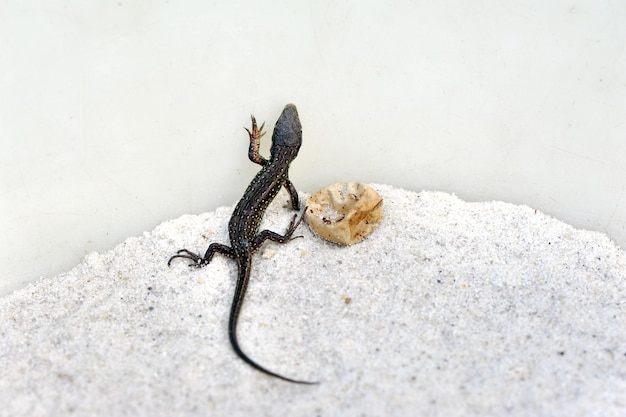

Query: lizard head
[271,104,302,148]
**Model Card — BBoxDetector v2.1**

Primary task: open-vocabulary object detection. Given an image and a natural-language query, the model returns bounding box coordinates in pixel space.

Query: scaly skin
[169,104,316,384]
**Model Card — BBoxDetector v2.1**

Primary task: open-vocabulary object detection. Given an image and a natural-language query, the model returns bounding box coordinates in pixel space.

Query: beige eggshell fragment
[306,182,383,245]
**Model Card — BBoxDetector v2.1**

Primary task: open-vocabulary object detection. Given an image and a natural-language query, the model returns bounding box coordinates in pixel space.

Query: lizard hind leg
[167,243,235,268]
[250,210,306,252]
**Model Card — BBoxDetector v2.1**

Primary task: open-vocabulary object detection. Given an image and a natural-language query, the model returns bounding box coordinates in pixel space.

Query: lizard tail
[228,255,318,385]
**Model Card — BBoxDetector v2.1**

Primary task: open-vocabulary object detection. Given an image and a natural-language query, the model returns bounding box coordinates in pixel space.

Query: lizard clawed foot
[285,210,306,241]
[167,249,208,268]
[245,115,268,166]
[244,115,266,141]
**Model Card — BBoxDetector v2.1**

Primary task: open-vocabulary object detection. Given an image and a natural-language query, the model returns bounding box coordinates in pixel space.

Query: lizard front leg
[283,177,300,210]
[245,115,267,166]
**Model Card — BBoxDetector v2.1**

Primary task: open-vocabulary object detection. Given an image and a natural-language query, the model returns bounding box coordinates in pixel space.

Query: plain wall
[2,1,625,296]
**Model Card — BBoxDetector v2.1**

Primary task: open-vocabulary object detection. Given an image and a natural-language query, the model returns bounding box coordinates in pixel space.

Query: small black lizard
[168,104,316,384]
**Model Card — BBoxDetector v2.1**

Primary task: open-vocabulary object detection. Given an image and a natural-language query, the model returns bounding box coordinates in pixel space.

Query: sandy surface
[1,184,625,417]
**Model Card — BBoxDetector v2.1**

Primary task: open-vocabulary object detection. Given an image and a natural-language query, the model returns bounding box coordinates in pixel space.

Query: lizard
[168,104,317,384]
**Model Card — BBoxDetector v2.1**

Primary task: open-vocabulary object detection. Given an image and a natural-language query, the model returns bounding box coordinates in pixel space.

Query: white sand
[1,184,625,417]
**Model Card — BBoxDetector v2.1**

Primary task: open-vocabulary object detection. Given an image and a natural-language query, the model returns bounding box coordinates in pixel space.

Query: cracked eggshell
[305,182,383,245]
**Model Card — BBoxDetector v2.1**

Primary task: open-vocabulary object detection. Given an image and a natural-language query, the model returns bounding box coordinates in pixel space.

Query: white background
[1,1,625,296]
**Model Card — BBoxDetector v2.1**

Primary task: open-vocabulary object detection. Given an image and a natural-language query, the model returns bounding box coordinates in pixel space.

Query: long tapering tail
[228,255,318,384]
